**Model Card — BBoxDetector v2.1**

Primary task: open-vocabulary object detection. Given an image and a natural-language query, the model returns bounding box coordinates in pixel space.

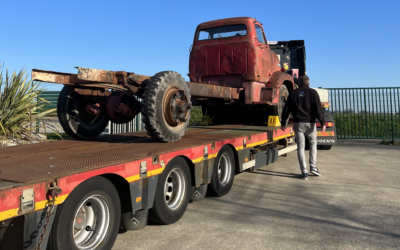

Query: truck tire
[57,86,109,139]
[47,176,121,250]
[207,146,235,197]
[149,157,191,225]
[142,71,191,142]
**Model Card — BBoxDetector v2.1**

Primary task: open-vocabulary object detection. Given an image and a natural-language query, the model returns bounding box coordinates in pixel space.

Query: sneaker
[301,173,308,180]
[310,167,321,176]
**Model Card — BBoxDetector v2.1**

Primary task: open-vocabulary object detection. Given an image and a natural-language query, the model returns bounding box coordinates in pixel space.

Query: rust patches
[32,69,79,85]
[74,88,112,97]
[128,74,151,85]
[187,82,239,99]
[77,67,115,84]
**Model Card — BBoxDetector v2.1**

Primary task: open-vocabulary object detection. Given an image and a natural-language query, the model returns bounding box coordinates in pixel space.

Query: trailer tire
[47,176,121,250]
[142,71,191,142]
[57,86,109,139]
[207,146,235,197]
[149,157,191,225]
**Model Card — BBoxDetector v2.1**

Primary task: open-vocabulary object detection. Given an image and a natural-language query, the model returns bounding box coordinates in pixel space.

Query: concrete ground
[112,144,400,250]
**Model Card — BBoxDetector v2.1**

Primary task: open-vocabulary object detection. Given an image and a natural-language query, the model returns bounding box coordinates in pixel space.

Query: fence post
[390,89,394,143]
[363,89,368,138]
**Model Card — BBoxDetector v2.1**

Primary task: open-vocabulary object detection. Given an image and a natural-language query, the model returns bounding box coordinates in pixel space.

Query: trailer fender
[101,174,152,231]
[223,143,240,174]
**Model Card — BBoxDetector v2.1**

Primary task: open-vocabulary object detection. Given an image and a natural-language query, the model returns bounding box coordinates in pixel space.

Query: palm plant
[0,65,58,144]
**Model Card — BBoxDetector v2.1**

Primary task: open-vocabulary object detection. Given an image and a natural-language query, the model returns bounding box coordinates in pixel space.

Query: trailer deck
[0,124,294,223]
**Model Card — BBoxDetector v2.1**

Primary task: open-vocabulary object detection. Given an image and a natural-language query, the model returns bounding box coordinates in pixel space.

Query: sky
[1,0,399,91]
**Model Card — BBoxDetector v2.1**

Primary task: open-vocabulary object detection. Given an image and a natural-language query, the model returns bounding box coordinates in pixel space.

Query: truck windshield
[255,25,266,44]
[198,24,247,40]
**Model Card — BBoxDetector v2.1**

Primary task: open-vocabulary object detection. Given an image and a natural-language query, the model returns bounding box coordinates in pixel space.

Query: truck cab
[189,17,282,85]
[189,17,295,125]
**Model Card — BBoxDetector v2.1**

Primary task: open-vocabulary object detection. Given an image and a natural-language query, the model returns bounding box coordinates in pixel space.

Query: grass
[46,133,72,141]
[189,107,203,125]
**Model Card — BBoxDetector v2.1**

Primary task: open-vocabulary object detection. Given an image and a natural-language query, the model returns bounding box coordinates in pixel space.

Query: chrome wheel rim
[164,168,186,210]
[73,195,110,249]
[218,153,232,186]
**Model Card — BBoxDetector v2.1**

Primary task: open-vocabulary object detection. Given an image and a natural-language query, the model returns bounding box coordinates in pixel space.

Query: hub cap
[163,88,190,127]
[73,195,110,249]
[164,168,186,210]
[218,154,232,186]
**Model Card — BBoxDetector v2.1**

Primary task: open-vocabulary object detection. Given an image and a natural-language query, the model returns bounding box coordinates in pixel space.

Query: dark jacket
[281,84,325,126]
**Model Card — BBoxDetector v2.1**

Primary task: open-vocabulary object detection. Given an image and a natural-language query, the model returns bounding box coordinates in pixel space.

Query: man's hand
[281,125,286,131]
[322,125,326,133]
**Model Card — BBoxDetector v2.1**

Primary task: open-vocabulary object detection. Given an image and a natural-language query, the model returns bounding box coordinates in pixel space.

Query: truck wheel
[47,176,121,250]
[189,184,208,202]
[149,157,191,225]
[207,146,235,197]
[318,145,332,150]
[57,86,109,139]
[142,71,191,142]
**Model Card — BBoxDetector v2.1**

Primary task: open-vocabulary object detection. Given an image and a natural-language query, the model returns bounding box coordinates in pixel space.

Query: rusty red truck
[0,17,336,250]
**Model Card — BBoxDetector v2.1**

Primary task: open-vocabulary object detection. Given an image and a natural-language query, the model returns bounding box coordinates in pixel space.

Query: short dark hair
[300,75,310,86]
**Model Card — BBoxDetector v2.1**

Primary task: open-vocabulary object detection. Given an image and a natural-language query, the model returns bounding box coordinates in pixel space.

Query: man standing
[280,75,326,180]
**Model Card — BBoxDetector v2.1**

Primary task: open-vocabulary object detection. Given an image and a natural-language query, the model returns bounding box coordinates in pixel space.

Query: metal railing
[108,113,144,134]
[327,87,400,139]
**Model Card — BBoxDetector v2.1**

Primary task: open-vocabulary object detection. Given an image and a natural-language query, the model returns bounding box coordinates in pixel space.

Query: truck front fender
[268,71,295,92]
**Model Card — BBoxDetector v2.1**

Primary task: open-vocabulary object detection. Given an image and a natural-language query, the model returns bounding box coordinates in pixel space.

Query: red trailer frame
[0,125,295,250]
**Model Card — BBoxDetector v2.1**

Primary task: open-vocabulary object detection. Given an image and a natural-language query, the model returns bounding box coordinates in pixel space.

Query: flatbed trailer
[0,124,297,250]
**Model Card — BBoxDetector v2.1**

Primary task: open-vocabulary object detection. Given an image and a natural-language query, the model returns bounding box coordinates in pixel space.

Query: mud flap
[122,176,158,231]
[121,209,148,231]
[254,148,278,170]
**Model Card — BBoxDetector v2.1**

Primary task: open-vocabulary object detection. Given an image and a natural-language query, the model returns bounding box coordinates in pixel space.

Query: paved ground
[112,144,400,250]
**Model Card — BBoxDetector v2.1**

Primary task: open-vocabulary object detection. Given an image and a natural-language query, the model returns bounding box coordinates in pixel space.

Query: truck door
[254,23,272,83]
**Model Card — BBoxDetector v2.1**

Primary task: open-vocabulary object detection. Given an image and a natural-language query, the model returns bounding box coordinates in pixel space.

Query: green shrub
[333,113,400,138]
[189,107,203,125]
[0,65,57,142]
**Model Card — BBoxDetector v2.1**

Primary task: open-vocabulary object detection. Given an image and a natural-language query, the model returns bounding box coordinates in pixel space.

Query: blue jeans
[293,123,317,174]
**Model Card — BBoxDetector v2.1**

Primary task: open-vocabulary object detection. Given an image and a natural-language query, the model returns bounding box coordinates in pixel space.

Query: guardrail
[326,87,400,140]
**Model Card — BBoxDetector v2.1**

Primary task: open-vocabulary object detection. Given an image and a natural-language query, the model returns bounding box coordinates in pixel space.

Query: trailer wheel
[318,145,332,150]
[48,176,121,250]
[207,146,235,197]
[57,86,109,139]
[142,71,191,142]
[149,157,191,224]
